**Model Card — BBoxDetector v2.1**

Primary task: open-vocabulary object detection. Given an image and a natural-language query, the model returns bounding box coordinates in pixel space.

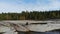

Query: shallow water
[33,32,60,34]
[16,31,60,34]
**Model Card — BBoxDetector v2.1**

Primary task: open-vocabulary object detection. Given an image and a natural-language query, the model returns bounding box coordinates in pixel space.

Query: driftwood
[0,21,60,34]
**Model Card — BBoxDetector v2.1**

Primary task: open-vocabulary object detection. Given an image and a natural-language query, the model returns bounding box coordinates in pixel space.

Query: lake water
[16,31,60,34]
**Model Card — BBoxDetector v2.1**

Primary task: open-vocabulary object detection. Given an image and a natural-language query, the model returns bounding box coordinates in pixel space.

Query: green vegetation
[0,10,60,20]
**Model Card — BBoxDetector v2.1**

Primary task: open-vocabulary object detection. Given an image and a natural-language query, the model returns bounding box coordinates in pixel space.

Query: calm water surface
[17,31,60,34]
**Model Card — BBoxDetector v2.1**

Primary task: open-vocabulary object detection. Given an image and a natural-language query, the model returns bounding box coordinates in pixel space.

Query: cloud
[19,0,60,11]
[0,0,60,13]
[46,0,60,10]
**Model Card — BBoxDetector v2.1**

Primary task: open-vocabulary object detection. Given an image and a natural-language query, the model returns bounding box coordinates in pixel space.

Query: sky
[0,0,60,13]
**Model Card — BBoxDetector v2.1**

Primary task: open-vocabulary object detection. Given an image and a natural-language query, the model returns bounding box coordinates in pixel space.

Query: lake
[16,31,60,34]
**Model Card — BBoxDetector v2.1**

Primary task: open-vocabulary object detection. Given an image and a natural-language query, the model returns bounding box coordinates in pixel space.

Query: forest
[0,10,60,20]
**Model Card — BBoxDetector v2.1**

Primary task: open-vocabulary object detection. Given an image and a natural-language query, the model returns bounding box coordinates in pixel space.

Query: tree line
[0,10,60,20]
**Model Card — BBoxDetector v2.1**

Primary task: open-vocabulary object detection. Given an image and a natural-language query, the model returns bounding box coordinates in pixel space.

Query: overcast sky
[0,0,60,13]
